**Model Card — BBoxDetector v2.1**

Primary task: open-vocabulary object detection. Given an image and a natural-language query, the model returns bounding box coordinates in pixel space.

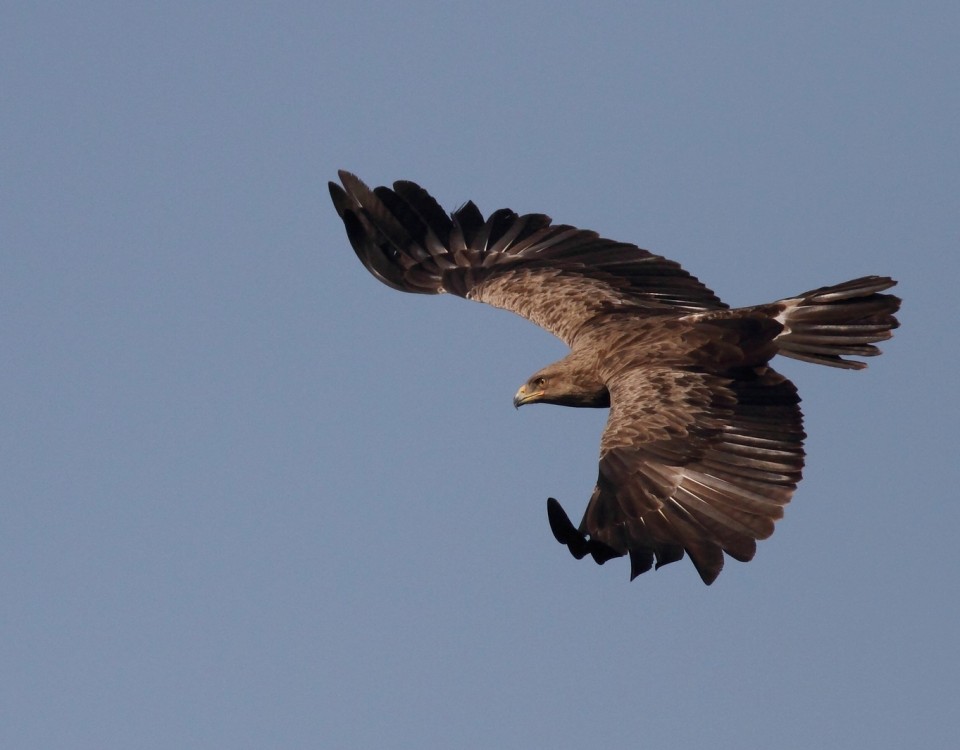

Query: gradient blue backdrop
[3,2,957,748]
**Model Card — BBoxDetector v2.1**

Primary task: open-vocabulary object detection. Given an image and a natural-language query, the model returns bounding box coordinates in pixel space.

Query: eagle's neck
[542,350,610,408]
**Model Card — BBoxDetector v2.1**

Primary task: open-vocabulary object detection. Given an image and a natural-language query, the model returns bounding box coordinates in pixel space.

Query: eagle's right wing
[547,365,805,585]
[330,171,727,345]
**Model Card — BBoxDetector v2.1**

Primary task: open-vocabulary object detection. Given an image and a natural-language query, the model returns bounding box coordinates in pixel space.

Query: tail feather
[775,276,900,369]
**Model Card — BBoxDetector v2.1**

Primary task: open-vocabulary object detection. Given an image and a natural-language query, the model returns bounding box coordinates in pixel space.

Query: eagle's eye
[533,377,546,389]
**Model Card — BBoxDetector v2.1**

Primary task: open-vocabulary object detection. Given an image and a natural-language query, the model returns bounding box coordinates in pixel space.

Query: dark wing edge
[548,366,804,585]
[330,171,728,341]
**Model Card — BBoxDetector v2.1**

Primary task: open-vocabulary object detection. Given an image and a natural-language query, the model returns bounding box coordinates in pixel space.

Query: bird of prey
[329,171,900,585]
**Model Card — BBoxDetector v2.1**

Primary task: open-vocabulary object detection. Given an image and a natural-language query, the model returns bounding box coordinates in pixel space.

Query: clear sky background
[3,2,957,748]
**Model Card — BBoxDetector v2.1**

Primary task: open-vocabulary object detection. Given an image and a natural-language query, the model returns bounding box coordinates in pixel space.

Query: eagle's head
[513,361,609,409]
[513,374,549,408]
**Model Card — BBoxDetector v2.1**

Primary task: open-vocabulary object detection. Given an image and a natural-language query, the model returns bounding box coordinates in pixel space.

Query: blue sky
[2,2,958,748]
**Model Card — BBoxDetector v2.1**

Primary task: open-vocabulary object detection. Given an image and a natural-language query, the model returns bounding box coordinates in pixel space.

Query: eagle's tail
[772,276,901,369]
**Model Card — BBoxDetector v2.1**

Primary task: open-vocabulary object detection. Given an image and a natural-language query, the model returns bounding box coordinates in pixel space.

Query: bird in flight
[329,171,900,585]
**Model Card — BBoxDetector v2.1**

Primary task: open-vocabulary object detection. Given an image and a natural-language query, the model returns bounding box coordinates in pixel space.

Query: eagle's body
[330,171,900,584]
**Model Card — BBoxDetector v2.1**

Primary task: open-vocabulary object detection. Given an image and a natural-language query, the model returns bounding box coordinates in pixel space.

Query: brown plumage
[330,171,901,585]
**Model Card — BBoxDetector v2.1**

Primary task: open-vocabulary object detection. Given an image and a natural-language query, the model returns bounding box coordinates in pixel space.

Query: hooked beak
[513,385,544,409]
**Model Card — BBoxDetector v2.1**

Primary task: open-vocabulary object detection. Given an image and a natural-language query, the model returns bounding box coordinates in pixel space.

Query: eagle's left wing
[330,171,726,345]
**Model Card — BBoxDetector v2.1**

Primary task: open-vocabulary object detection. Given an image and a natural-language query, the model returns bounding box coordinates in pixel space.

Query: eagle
[329,171,900,585]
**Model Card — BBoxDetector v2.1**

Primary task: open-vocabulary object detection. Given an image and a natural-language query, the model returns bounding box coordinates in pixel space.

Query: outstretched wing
[547,365,805,585]
[330,171,726,344]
